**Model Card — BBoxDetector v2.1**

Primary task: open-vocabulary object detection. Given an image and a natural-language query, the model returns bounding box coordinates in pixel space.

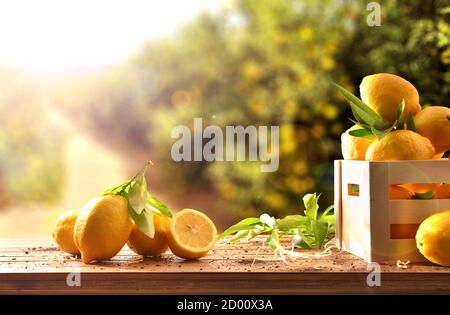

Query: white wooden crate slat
[335,159,450,263]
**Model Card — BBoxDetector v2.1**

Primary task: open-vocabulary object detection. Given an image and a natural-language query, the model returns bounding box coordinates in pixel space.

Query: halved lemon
[167,208,217,260]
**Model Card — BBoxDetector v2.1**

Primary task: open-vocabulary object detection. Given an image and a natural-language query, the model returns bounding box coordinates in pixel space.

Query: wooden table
[1,237,449,294]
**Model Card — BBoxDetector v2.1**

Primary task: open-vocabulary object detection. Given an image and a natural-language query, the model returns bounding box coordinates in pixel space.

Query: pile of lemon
[53,195,217,263]
[340,73,450,266]
[341,73,449,162]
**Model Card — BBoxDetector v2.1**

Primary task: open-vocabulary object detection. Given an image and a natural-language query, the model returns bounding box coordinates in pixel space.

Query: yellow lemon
[341,125,376,160]
[167,209,217,260]
[389,185,414,200]
[399,183,439,195]
[436,183,450,199]
[414,106,450,156]
[365,130,435,161]
[360,73,421,123]
[127,214,170,256]
[416,211,450,266]
[74,194,132,263]
[52,209,80,255]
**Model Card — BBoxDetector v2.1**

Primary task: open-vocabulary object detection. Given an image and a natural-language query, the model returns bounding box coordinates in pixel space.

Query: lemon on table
[127,213,170,256]
[167,209,217,260]
[74,194,132,264]
[416,211,450,266]
[52,209,80,255]
[365,130,435,161]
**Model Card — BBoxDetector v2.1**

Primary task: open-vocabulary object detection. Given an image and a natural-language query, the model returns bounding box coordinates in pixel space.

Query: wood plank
[0,238,449,294]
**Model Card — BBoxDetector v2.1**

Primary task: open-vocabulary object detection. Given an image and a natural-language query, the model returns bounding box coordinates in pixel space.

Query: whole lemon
[74,194,132,263]
[341,125,376,160]
[365,130,435,161]
[416,211,450,266]
[360,73,421,123]
[127,214,170,256]
[52,209,80,255]
[414,106,450,156]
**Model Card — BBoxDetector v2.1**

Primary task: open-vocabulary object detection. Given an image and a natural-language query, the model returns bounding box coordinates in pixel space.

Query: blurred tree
[0,67,64,206]
[56,0,449,219]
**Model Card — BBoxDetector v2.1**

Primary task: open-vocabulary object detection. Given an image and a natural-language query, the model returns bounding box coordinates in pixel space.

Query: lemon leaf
[277,215,309,230]
[147,193,172,218]
[129,208,155,239]
[267,230,285,254]
[127,175,147,215]
[303,193,320,220]
[102,182,129,195]
[312,220,329,249]
[349,128,373,137]
[396,99,406,130]
[293,234,313,250]
[371,123,395,139]
[218,217,261,240]
[406,110,416,132]
[415,191,435,200]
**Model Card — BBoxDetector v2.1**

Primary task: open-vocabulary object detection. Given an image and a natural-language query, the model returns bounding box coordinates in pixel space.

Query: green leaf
[320,214,335,226]
[370,123,395,140]
[292,234,313,250]
[349,118,370,130]
[303,193,320,220]
[128,175,147,215]
[396,99,405,130]
[349,128,373,138]
[415,191,435,200]
[129,208,155,239]
[277,215,309,230]
[103,182,129,195]
[334,83,389,129]
[218,217,261,240]
[267,229,285,253]
[147,193,172,218]
[231,230,250,241]
[321,205,334,218]
[246,225,267,241]
[312,220,329,249]
[406,110,416,132]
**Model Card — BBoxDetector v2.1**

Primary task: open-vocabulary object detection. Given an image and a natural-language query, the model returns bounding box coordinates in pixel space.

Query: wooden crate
[334,159,450,263]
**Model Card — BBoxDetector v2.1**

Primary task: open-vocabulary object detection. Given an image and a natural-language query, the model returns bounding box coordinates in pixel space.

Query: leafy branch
[103,161,172,239]
[333,83,415,139]
[219,193,335,252]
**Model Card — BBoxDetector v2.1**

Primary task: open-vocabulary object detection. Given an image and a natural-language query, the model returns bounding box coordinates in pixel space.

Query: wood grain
[0,237,449,294]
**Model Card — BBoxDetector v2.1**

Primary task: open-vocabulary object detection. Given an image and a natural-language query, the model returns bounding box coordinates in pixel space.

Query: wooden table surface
[1,237,449,294]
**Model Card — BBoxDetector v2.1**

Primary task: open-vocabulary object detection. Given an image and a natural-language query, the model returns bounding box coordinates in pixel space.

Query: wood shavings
[396,260,410,269]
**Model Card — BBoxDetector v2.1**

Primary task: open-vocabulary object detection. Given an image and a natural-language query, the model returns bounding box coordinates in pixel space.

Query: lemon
[389,185,414,200]
[414,106,450,156]
[360,73,421,123]
[365,130,435,161]
[167,209,217,260]
[341,125,376,160]
[52,209,80,255]
[74,194,132,263]
[416,211,450,266]
[127,214,170,256]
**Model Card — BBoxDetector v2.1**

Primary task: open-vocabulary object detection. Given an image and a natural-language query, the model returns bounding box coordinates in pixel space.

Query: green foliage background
[1,0,449,218]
